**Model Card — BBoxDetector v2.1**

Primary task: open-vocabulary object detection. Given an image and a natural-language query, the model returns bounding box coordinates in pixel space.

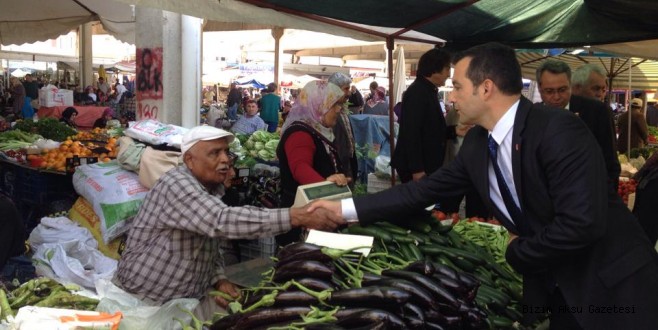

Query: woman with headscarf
[632,152,658,244]
[60,107,79,129]
[276,80,348,246]
[328,72,358,188]
[363,86,389,116]
[93,108,114,129]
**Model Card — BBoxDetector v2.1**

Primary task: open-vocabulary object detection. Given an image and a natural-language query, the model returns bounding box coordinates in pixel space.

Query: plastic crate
[238,237,277,261]
[0,161,77,231]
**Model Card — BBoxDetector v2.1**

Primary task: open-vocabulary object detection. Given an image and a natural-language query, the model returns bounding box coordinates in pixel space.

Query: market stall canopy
[234,0,658,50]
[0,0,135,45]
[516,51,658,90]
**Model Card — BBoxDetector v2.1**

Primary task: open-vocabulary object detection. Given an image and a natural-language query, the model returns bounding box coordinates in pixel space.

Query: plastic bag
[116,136,145,172]
[10,306,122,330]
[125,119,188,148]
[28,216,98,251]
[72,162,149,243]
[32,240,117,289]
[95,278,199,330]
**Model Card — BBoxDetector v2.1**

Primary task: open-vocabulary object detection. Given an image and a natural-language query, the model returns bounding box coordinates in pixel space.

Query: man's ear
[481,79,495,98]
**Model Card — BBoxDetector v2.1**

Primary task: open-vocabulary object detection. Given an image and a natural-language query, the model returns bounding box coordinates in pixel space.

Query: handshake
[289,200,348,232]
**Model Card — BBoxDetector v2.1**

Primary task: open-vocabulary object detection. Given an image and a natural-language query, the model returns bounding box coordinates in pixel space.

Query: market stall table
[38,105,109,129]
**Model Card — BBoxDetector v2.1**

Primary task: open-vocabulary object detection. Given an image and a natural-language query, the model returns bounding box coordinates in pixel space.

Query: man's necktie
[488,135,525,231]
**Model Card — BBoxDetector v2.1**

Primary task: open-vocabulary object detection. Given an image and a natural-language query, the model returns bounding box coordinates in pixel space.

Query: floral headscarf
[281,80,344,141]
[366,86,387,108]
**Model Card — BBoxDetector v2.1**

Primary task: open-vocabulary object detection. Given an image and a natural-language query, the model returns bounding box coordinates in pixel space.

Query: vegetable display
[14,118,76,142]
[243,131,279,162]
[208,213,530,329]
[0,277,99,321]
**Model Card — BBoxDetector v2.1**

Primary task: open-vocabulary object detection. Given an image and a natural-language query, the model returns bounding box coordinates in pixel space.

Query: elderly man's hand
[213,279,240,308]
[290,202,345,231]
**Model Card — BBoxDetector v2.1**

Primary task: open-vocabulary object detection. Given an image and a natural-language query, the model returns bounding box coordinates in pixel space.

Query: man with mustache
[114,126,345,320]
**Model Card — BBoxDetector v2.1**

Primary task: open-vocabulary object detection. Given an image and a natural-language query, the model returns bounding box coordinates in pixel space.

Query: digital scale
[292,181,352,207]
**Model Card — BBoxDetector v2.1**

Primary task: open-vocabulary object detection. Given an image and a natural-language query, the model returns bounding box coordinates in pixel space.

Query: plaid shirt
[114,166,291,303]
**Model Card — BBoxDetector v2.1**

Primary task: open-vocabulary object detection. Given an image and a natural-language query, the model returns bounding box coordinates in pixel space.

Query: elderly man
[571,64,608,102]
[536,59,620,194]
[114,126,344,320]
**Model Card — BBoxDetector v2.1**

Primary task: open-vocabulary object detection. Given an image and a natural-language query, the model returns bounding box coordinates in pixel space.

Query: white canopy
[0,0,135,45]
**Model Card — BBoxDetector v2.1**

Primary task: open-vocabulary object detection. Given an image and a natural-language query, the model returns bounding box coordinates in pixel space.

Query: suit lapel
[511,97,533,213]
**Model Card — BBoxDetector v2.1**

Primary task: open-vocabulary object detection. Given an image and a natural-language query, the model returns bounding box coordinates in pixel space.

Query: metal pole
[626,58,632,157]
[386,37,396,186]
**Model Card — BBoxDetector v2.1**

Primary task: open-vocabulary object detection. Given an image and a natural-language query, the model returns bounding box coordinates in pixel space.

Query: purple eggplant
[328,286,411,309]
[365,278,439,310]
[381,270,460,309]
[404,260,436,276]
[273,291,317,307]
[291,277,335,292]
[231,306,312,329]
[272,260,333,283]
[335,309,406,330]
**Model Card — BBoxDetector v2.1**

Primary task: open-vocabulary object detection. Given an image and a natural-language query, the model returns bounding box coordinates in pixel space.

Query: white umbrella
[10,68,28,78]
[392,46,406,105]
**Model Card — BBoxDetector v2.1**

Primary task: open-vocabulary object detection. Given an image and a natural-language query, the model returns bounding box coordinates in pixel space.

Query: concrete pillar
[272,27,284,93]
[135,7,202,127]
[79,22,93,89]
[181,15,202,128]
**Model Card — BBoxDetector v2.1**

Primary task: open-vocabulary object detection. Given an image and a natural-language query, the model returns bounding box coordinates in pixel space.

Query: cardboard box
[39,88,74,107]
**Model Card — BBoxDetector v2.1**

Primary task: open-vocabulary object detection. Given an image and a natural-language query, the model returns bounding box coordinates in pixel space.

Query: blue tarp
[349,114,398,183]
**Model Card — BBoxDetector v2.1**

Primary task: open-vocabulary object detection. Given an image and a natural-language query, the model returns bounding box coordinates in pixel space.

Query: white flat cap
[181,125,234,155]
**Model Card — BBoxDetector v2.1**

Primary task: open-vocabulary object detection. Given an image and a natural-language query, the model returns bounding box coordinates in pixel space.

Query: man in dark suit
[310,42,658,329]
[536,60,620,194]
[391,47,456,183]
[390,48,473,214]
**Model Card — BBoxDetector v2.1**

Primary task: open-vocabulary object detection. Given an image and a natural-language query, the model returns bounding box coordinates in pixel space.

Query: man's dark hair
[267,82,277,93]
[452,42,522,95]
[535,59,571,84]
[417,48,451,78]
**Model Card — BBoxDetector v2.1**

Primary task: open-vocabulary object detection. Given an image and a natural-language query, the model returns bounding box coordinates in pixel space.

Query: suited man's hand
[290,203,345,231]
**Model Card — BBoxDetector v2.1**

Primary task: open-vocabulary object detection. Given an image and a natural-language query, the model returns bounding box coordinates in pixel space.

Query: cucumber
[407,231,428,244]
[433,255,461,272]
[451,257,476,272]
[407,243,424,261]
[489,315,515,328]
[418,244,485,266]
[399,243,418,261]
[478,285,511,306]
[346,224,393,243]
[427,232,450,246]
[374,222,409,235]
[390,233,416,244]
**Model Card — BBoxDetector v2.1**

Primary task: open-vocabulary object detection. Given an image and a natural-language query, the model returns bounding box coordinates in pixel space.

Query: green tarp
[249,0,658,49]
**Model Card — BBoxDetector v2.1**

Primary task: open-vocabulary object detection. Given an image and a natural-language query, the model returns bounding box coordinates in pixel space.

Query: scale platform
[292,181,352,208]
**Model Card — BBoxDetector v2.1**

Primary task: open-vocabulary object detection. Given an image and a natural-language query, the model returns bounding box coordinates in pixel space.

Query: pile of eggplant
[210,242,492,329]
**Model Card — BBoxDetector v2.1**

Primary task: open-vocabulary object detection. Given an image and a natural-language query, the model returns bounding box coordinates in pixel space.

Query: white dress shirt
[488,100,521,224]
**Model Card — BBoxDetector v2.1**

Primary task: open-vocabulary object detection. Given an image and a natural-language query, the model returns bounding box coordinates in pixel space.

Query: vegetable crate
[0,161,77,231]
[239,237,277,261]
